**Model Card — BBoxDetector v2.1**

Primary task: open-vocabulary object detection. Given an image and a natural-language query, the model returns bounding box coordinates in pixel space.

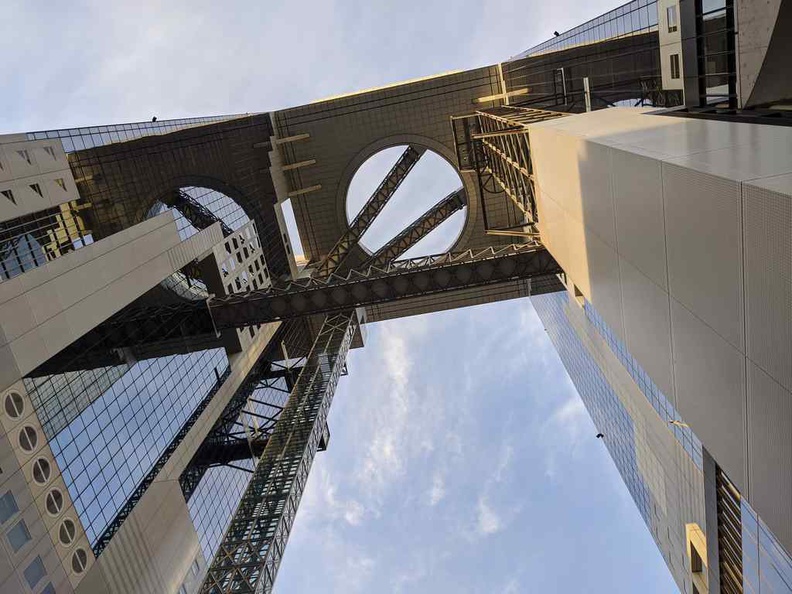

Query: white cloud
[427,472,446,506]
[352,318,446,505]
[299,465,367,527]
[476,495,503,536]
[540,394,589,479]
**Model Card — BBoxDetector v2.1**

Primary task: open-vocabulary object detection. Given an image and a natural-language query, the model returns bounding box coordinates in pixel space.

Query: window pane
[7,519,31,552]
[23,556,46,588]
[0,491,19,524]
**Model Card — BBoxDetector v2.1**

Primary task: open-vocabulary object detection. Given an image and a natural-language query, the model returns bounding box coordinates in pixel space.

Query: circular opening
[346,145,467,260]
[59,519,76,546]
[149,186,251,300]
[71,548,88,574]
[4,392,24,419]
[45,489,64,516]
[32,458,51,485]
[18,426,38,452]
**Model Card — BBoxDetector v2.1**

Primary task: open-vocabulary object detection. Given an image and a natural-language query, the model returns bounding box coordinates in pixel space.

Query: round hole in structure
[72,548,88,574]
[32,458,51,485]
[45,489,64,516]
[149,186,252,300]
[345,145,467,261]
[4,392,24,419]
[18,426,38,452]
[59,518,76,546]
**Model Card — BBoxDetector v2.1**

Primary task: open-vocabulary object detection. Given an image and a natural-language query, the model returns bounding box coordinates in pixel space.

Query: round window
[18,426,38,452]
[4,392,24,419]
[45,489,64,516]
[59,518,76,546]
[32,458,51,485]
[72,548,88,574]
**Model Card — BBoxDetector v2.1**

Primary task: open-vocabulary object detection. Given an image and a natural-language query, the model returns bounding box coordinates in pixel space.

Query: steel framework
[200,310,358,593]
[164,189,234,237]
[43,244,562,359]
[313,145,425,277]
[362,187,466,268]
[452,106,567,234]
[209,244,562,329]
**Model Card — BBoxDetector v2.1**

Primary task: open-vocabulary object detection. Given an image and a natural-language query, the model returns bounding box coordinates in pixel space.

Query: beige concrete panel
[585,228,625,342]
[0,217,219,389]
[92,481,201,594]
[611,146,668,289]
[534,186,569,276]
[662,162,744,352]
[664,138,792,183]
[742,177,792,393]
[747,361,792,553]
[671,298,747,492]
[577,140,616,249]
[620,257,675,401]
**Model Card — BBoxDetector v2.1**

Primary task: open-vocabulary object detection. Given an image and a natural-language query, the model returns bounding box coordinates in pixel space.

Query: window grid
[45,347,228,545]
[26,115,247,153]
[583,301,703,470]
[517,0,660,58]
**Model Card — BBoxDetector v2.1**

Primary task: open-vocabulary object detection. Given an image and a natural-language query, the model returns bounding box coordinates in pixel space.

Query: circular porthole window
[72,548,88,574]
[32,458,51,485]
[45,489,64,516]
[4,392,24,419]
[59,518,76,546]
[18,426,38,452]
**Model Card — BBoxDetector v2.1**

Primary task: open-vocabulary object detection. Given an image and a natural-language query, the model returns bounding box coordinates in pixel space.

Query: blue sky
[1,1,677,591]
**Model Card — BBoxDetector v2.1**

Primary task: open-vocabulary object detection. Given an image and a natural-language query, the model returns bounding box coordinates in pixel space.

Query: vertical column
[200,310,358,594]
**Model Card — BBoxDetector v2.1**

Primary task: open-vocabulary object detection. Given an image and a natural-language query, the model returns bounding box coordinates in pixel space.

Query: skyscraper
[0,0,789,593]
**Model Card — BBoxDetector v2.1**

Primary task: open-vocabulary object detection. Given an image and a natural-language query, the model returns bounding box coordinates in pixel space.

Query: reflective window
[0,491,19,524]
[516,0,660,58]
[667,4,678,31]
[670,53,681,79]
[46,348,228,546]
[23,556,46,588]
[7,519,32,552]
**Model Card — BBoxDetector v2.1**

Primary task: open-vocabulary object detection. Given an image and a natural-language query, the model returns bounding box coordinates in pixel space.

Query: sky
[1,1,677,592]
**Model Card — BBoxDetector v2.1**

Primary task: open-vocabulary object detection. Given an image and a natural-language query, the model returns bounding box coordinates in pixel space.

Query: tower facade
[0,0,789,592]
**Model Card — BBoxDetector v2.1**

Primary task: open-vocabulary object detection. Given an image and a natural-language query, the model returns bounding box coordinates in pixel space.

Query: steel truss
[180,325,307,502]
[314,145,425,277]
[363,187,466,268]
[452,106,566,234]
[164,189,234,237]
[46,244,562,358]
[200,311,358,594]
[209,244,562,329]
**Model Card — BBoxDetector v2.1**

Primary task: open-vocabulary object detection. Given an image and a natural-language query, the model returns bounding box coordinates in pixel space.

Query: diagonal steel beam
[363,187,466,268]
[200,310,358,594]
[314,145,426,278]
[164,189,234,237]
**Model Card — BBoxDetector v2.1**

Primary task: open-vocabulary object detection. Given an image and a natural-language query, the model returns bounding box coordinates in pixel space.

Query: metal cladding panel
[585,223,626,343]
[619,257,676,404]
[577,140,616,250]
[670,297,747,492]
[742,178,792,393]
[611,146,668,290]
[747,360,792,553]
[662,162,745,352]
